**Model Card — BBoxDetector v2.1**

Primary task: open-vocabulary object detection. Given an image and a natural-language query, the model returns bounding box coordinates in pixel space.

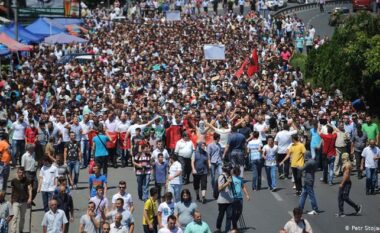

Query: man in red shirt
[319,125,337,185]
[25,123,38,145]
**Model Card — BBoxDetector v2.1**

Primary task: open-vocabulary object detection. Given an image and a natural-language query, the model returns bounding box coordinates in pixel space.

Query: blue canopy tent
[0,44,10,55]
[25,18,65,37]
[6,23,44,43]
[51,18,83,26]
[0,25,34,44]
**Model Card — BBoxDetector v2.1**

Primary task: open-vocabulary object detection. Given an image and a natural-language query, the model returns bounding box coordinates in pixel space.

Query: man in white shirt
[11,115,28,167]
[158,192,175,229]
[41,199,68,233]
[54,116,70,154]
[38,157,58,212]
[112,181,134,213]
[284,207,313,233]
[79,114,93,168]
[174,132,194,184]
[253,115,268,144]
[274,122,297,179]
[152,140,170,163]
[361,139,380,195]
[158,215,183,233]
[110,213,129,233]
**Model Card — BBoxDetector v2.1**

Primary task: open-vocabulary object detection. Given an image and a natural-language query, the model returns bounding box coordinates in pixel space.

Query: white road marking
[271,191,284,202]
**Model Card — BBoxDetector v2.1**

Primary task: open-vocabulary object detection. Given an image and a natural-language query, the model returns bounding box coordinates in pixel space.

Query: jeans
[365,168,377,193]
[9,202,28,233]
[277,153,290,178]
[323,156,335,183]
[67,160,80,185]
[11,140,25,167]
[251,159,263,190]
[354,151,363,177]
[1,165,10,191]
[143,224,157,233]
[95,156,109,176]
[136,174,150,201]
[210,162,223,189]
[168,184,182,203]
[299,184,319,211]
[310,147,321,169]
[216,203,232,232]
[80,140,90,167]
[338,181,359,214]
[0,218,8,233]
[41,191,53,212]
[265,165,277,189]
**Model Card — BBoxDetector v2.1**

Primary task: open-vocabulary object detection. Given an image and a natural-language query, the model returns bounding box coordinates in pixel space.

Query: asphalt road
[7,163,378,233]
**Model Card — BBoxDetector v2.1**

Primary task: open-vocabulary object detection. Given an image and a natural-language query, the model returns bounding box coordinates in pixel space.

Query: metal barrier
[272,0,351,16]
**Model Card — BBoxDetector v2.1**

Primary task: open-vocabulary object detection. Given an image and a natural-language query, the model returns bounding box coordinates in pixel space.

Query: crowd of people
[0,1,379,233]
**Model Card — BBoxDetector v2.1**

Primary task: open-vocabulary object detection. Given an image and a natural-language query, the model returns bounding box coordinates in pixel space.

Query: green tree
[305,12,380,115]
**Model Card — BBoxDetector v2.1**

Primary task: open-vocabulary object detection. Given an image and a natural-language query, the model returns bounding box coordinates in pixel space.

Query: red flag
[234,48,259,78]
[234,58,249,78]
[247,48,259,76]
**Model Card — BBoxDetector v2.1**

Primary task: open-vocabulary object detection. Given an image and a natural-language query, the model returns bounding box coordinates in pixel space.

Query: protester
[215,163,233,233]
[247,131,263,190]
[90,186,110,217]
[53,185,74,233]
[157,192,176,229]
[168,154,183,203]
[88,163,108,198]
[184,210,211,233]
[64,131,82,189]
[0,133,10,192]
[41,198,68,233]
[337,153,362,217]
[133,144,153,201]
[9,167,32,233]
[230,166,250,231]
[360,140,380,195]
[158,215,183,233]
[0,191,13,232]
[79,201,101,233]
[175,132,194,185]
[104,198,135,232]
[174,189,198,228]
[38,157,59,212]
[92,125,111,176]
[142,187,159,233]
[154,153,169,202]
[263,136,279,191]
[284,207,313,233]
[112,180,134,213]
[318,125,337,185]
[191,142,210,203]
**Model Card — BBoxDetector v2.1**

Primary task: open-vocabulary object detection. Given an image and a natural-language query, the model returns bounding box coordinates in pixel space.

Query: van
[352,0,373,12]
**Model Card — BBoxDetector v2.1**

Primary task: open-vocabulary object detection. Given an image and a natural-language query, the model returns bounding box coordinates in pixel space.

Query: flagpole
[13,0,18,41]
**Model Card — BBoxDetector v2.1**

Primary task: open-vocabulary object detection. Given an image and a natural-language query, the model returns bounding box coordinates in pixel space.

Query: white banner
[166,11,181,21]
[204,44,225,60]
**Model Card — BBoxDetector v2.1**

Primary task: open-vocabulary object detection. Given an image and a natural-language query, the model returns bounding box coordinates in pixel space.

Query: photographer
[215,164,233,233]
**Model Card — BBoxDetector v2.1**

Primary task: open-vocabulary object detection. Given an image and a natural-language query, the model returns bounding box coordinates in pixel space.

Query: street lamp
[12,0,18,42]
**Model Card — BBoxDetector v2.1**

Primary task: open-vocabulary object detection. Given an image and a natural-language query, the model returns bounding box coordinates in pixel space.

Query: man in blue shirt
[88,164,107,198]
[92,125,110,176]
[223,126,246,177]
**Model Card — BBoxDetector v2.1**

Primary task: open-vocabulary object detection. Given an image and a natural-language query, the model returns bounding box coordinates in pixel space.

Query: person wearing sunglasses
[112,181,134,213]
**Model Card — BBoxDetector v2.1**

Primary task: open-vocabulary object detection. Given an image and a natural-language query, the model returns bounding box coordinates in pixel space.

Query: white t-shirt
[39,165,58,192]
[274,130,297,154]
[152,148,170,163]
[55,122,70,142]
[263,144,278,166]
[214,128,231,148]
[12,121,27,140]
[112,192,133,211]
[361,146,380,169]
[127,124,147,138]
[174,140,194,158]
[254,122,268,142]
[158,202,176,227]
[79,120,92,140]
[117,121,131,133]
[247,139,263,161]
[169,161,182,185]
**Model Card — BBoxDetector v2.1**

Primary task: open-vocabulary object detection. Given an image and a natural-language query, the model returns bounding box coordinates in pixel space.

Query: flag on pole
[234,48,259,78]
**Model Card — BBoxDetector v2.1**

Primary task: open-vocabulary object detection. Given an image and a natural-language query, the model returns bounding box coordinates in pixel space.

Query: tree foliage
[305,12,380,115]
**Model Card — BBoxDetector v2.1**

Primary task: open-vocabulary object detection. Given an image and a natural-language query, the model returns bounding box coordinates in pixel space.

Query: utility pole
[13,0,18,42]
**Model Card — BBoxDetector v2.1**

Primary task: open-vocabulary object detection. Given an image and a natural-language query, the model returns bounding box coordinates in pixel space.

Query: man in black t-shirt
[64,132,81,189]
[10,167,32,233]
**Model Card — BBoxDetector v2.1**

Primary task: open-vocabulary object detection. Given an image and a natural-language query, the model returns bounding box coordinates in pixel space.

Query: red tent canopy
[0,33,33,52]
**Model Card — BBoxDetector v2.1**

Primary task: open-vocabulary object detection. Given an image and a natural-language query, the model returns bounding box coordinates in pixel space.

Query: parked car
[267,0,287,10]
[57,53,97,65]
[352,0,374,12]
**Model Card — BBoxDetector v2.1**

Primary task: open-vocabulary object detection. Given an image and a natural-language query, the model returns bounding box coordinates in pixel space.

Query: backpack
[213,174,227,200]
